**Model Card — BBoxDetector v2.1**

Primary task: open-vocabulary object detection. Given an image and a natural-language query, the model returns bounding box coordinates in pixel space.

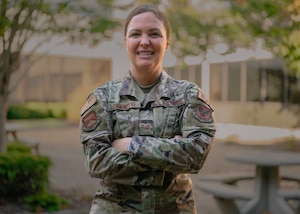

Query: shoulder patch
[82,110,101,131]
[193,104,213,123]
[80,94,97,115]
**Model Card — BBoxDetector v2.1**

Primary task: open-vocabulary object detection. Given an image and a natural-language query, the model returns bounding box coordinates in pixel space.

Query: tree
[227,0,300,75]
[0,0,129,153]
[136,0,235,63]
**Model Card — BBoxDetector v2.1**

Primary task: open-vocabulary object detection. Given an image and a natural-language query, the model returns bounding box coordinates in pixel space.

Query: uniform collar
[120,71,174,100]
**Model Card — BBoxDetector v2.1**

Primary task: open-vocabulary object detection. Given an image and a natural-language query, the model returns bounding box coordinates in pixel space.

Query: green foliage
[228,0,300,75]
[23,192,68,212]
[7,104,67,119]
[0,142,68,212]
[7,141,31,154]
[0,147,52,199]
[7,105,50,119]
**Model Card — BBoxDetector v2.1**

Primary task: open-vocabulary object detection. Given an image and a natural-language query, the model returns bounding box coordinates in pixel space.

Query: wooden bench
[20,138,40,155]
[6,124,40,155]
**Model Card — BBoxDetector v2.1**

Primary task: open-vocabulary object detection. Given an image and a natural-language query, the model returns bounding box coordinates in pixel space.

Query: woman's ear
[166,40,170,50]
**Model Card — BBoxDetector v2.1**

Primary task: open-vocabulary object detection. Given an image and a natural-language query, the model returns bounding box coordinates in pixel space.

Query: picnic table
[198,149,300,214]
[5,123,40,155]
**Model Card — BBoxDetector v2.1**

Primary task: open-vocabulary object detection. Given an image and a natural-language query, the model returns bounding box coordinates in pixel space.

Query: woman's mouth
[137,51,154,56]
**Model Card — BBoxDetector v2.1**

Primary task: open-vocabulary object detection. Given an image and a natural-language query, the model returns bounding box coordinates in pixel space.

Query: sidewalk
[9,121,300,214]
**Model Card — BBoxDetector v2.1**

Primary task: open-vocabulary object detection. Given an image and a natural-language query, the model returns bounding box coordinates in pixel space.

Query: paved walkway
[13,121,300,214]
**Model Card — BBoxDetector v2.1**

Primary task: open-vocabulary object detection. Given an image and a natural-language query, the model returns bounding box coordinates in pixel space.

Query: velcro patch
[81,94,96,115]
[193,105,213,123]
[82,110,101,131]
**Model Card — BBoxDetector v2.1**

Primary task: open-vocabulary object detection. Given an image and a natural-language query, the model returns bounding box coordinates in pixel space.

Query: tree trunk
[0,94,8,153]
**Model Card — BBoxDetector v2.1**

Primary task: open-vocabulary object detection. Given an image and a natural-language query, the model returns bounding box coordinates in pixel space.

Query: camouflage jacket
[79,71,216,214]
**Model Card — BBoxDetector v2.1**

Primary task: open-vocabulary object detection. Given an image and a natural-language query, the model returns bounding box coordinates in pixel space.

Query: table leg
[268,167,294,214]
[241,166,294,214]
[241,166,267,214]
[6,130,18,141]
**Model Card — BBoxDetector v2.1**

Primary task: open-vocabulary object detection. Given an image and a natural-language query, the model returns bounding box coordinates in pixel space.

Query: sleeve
[79,86,165,186]
[128,84,216,174]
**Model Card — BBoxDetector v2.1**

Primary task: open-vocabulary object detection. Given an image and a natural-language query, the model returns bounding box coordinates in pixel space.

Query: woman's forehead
[127,12,164,30]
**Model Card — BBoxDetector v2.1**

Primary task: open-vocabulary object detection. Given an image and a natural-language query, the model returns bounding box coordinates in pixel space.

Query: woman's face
[125,12,169,75]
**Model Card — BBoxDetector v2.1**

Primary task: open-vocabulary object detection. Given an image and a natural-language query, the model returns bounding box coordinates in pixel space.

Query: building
[8,37,300,128]
[9,54,112,103]
[165,57,300,128]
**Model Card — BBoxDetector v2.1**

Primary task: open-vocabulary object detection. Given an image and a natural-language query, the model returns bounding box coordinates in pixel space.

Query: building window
[181,66,189,80]
[246,60,261,101]
[265,68,283,102]
[228,62,241,101]
[289,75,300,104]
[26,75,43,101]
[195,65,202,87]
[210,63,223,101]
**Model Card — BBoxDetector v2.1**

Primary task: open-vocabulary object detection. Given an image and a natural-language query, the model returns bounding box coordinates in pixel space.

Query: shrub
[23,192,68,212]
[7,105,49,119]
[0,143,69,212]
[7,141,31,154]
[6,103,67,120]
[0,150,51,199]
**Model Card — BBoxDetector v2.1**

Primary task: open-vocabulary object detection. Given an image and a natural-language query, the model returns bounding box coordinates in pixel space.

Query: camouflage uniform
[79,71,216,214]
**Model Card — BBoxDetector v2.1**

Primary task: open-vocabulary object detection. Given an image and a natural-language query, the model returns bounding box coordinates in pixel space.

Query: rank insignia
[193,104,213,123]
[82,110,101,131]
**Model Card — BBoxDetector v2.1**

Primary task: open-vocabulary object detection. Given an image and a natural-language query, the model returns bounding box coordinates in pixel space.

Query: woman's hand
[112,137,132,154]
[174,135,183,139]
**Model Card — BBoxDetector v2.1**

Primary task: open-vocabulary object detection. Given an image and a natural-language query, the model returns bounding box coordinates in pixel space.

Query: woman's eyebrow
[128,28,161,32]
[149,28,161,32]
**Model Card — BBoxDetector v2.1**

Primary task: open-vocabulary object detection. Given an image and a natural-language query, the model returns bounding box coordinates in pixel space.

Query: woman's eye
[150,32,161,37]
[130,33,140,37]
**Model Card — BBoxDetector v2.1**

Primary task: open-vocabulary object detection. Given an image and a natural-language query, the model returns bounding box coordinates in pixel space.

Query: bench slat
[197,181,253,200]
[282,174,300,182]
[200,172,300,184]
[200,172,254,184]
[279,189,300,199]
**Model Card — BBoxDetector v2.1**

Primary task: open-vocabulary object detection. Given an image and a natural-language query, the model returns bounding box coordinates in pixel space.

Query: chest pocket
[152,98,185,138]
[110,102,141,138]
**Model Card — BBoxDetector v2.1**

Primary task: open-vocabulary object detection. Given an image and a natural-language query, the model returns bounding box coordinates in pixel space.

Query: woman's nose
[140,36,150,46]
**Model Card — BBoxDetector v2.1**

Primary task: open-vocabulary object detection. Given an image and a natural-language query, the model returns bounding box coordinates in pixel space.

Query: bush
[0,147,51,199]
[6,103,67,120]
[24,192,68,212]
[7,105,49,119]
[6,141,32,154]
[0,143,68,212]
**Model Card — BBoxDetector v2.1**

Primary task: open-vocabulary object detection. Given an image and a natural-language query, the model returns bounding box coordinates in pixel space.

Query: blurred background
[1,0,300,213]
[2,0,300,129]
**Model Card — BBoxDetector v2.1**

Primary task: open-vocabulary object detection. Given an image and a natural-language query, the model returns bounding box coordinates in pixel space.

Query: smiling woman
[79,4,216,214]
[124,8,170,86]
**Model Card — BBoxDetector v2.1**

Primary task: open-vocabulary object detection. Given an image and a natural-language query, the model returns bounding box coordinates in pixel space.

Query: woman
[79,4,216,214]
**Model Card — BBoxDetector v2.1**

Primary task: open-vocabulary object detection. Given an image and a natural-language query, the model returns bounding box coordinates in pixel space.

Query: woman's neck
[130,68,162,86]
